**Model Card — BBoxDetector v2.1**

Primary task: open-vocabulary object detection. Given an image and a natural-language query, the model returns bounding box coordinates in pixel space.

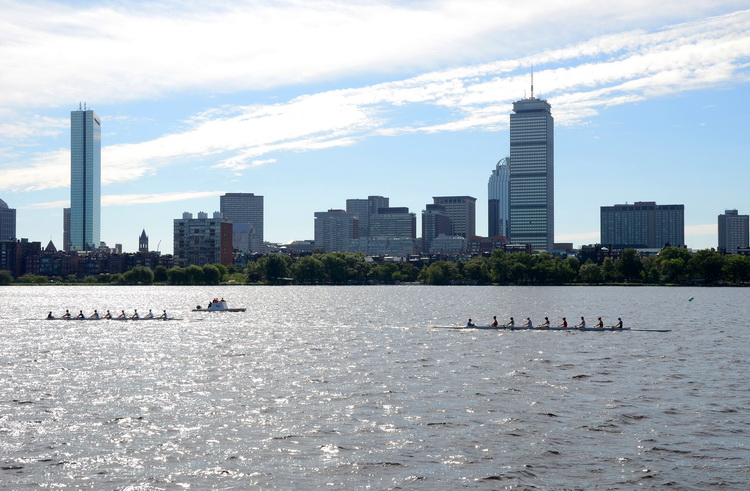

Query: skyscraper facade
[488,157,510,238]
[432,196,476,238]
[70,108,101,251]
[173,211,233,266]
[314,209,359,252]
[509,96,554,249]
[421,204,453,252]
[718,209,749,254]
[600,202,685,248]
[346,196,389,238]
[0,198,16,241]
[220,192,264,252]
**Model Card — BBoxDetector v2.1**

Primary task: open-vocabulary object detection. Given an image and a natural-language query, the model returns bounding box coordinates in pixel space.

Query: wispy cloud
[1,4,749,193]
[26,191,228,209]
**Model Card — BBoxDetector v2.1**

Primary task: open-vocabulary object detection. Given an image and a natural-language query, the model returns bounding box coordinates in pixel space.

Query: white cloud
[1,5,749,194]
[27,191,228,209]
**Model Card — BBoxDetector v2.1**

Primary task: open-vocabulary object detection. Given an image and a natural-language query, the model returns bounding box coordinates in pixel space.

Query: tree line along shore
[1,247,748,286]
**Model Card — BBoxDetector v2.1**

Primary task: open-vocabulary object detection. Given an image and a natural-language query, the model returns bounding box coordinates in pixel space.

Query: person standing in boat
[576,316,586,328]
[538,317,550,328]
[490,316,498,327]
[505,317,515,327]
[593,317,604,328]
[557,317,568,327]
[611,317,623,329]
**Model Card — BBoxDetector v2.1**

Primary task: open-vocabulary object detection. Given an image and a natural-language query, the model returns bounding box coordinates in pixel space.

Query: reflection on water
[0,286,748,488]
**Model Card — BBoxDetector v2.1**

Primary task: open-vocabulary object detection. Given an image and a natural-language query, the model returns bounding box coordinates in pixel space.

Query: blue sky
[1,0,749,254]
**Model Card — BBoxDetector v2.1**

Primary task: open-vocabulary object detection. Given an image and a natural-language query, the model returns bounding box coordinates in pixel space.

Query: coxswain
[490,316,498,327]
[538,317,550,328]
[505,317,515,327]
[466,318,475,327]
[47,311,54,319]
[593,317,604,328]
[557,317,568,327]
[576,316,586,328]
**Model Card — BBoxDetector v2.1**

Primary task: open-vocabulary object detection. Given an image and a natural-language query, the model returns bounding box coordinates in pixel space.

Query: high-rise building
[432,196,476,238]
[70,108,101,251]
[718,209,749,254]
[488,157,510,238]
[422,204,453,252]
[219,193,264,252]
[600,202,685,249]
[173,211,233,266]
[62,207,71,252]
[0,199,16,241]
[314,209,359,252]
[509,92,554,249]
[369,207,416,239]
[346,196,389,238]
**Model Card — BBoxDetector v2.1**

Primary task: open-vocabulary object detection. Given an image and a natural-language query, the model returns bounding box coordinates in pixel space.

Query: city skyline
[1,2,749,255]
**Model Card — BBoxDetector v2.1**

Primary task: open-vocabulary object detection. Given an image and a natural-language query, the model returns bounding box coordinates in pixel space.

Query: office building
[600,202,685,249]
[70,107,101,251]
[432,196,476,238]
[220,193,264,252]
[488,157,510,238]
[314,209,359,252]
[509,92,554,249]
[62,208,71,252]
[0,199,16,241]
[369,207,416,239]
[422,204,453,253]
[718,209,749,254]
[173,211,233,266]
[346,196,389,238]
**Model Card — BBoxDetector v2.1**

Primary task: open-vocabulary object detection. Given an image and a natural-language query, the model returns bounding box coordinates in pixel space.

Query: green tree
[617,249,643,282]
[264,254,291,284]
[723,254,750,284]
[167,266,187,285]
[579,260,602,283]
[420,260,460,285]
[153,265,168,283]
[202,264,221,285]
[463,257,491,284]
[185,265,204,285]
[292,255,326,284]
[601,257,622,283]
[641,256,661,284]
[688,249,724,284]
[0,269,13,285]
[321,253,348,284]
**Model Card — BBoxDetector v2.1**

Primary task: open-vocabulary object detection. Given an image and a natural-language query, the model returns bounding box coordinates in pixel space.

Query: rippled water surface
[1,285,748,489]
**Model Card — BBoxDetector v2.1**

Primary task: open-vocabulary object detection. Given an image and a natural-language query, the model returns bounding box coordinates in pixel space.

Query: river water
[0,285,748,489]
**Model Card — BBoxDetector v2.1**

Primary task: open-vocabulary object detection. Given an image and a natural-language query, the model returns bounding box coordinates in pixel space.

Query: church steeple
[139,229,149,253]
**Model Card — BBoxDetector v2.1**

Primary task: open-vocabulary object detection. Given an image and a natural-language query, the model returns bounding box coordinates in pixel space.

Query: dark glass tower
[509,95,553,249]
[70,108,101,251]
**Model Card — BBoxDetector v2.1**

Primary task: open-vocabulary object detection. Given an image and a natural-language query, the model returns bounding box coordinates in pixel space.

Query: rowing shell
[45,317,179,321]
[435,325,671,332]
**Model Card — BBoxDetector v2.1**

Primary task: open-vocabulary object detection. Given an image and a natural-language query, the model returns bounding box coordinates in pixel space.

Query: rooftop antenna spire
[530,64,534,99]
[79,101,82,111]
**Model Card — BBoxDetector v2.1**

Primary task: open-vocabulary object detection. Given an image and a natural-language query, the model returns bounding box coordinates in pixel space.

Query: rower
[76,310,85,319]
[557,317,568,327]
[490,316,498,327]
[505,317,514,327]
[524,317,533,328]
[62,309,71,319]
[611,317,623,329]
[117,310,126,319]
[104,310,112,319]
[538,317,550,328]
[593,317,604,328]
[89,310,100,319]
[131,309,140,319]
[576,316,586,328]
[145,309,154,319]
[47,311,54,319]
[466,318,475,327]
[159,310,168,320]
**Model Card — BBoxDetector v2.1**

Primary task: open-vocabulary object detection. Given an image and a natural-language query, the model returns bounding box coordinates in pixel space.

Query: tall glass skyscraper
[70,109,101,251]
[509,96,554,250]
[488,157,510,238]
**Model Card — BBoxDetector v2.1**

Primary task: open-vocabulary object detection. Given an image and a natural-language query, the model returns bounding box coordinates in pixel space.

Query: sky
[1,0,749,255]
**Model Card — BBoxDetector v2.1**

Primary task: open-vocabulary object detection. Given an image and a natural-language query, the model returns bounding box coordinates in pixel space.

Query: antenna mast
[530,65,534,99]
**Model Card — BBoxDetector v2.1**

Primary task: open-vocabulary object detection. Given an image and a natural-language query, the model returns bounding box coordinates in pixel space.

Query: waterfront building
[422,204,453,253]
[432,196,476,238]
[139,230,149,253]
[173,211,233,266]
[62,208,71,252]
[369,207,416,239]
[718,209,749,254]
[346,196,389,238]
[219,193,264,252]
[314,209,359,252]
[70,107,101,251]
[509,92,554,250]
[428,234,466,255]
[488,157,510,238]
[348,237,420,257]
[0,199,16,241]
[600,201,685,248]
